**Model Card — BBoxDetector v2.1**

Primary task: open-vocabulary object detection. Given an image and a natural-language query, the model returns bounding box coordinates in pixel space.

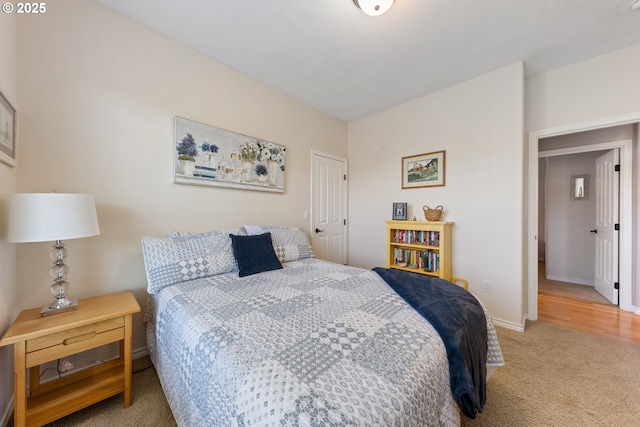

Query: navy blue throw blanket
[372,267,488,419]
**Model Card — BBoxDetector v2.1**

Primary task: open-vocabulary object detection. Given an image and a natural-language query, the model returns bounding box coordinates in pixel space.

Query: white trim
[132,346,149,360]
[527,112,640,320]
[0,394,13,427]
[492,317,526,332]
[538,141,629,157]
[546,275,595,287]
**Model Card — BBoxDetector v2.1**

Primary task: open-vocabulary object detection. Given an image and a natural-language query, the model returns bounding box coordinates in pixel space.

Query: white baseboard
[133,346,149,360]
[546,275,594,286]
[1,395,13,427]
[492,317,525,332]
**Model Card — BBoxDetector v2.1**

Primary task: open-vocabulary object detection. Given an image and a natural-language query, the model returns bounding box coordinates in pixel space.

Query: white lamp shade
[354,0,395,16]
[8,193,100,243]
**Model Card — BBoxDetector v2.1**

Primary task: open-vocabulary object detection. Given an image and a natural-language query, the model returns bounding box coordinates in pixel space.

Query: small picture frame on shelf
[392,202,407,220]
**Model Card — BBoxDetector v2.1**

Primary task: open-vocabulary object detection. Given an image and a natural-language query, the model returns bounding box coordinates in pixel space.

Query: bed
[142,226,504,426]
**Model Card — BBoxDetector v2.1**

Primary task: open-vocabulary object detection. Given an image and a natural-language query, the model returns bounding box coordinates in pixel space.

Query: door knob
[315,228,325,233]
[590,229,598,233]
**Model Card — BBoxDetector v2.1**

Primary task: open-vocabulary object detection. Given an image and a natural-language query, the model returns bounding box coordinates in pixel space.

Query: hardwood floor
[538,293,640,346]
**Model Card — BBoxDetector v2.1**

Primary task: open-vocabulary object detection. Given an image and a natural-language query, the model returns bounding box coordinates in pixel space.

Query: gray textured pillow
[243,225,289,235]
[168,226,246,238]
[142,227,242,294]
[244,225,315,262]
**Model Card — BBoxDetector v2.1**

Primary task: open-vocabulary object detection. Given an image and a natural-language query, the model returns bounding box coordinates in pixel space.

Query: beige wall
[526,43,640,313]
[348,63,525,329]
[14,0,347,359]
[526,44,640,132]
[0,6,17,423]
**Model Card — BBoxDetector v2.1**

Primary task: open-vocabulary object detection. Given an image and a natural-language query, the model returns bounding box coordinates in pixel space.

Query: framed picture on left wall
[0,89,17,167]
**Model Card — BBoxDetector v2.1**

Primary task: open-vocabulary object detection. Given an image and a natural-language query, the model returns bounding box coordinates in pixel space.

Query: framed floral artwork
[174,116,286,193]
[402,150,445,189]
[0,89,17,167]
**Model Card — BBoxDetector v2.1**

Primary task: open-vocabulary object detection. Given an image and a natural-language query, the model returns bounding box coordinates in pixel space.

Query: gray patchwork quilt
[146,258,504,426]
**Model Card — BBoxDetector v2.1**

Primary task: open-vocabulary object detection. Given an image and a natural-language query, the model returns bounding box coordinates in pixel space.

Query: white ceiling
[94,0,640,122]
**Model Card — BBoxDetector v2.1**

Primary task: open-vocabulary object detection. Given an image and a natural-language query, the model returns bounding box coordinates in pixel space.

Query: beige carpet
[42,356,176,427]
[462,321,640,427]
[26,321,640,426]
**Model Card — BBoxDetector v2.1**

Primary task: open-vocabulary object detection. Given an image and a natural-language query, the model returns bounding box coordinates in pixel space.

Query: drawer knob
[63,332,96,345]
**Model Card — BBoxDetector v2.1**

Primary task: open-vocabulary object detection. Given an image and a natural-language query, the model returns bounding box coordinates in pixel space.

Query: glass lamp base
[41,299,78,317]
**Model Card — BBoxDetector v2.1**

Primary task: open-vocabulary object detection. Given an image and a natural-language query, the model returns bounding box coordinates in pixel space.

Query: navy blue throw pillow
[229,232,283,277]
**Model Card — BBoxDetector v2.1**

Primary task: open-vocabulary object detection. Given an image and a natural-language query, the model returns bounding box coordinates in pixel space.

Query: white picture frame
[0,89,17,168]
[174,116,286,193]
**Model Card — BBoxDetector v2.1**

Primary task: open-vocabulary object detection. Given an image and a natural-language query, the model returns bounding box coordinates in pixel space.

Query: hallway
[538,261,613,306]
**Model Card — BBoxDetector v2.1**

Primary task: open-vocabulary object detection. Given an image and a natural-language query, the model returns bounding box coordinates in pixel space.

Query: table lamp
[8,193,100,316]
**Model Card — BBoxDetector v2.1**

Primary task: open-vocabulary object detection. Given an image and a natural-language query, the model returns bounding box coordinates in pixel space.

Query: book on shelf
[393,229,440,246]
[393,248,440,273]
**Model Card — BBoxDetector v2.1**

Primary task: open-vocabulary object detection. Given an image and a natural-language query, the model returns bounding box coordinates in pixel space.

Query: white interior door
[311,151,347,264]
[594,149,619,304]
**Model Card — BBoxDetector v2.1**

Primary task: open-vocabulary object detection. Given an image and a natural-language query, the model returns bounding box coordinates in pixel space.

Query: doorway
[310,150,348,264]
[527,117,636,321]
[538,149,619,306]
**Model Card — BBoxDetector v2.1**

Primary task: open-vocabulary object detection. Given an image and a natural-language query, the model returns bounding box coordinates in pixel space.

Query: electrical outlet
[60,359,74,372]
[482,280,491,292]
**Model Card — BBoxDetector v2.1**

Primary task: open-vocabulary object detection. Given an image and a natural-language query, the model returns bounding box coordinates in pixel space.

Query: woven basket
[423,205,443,221]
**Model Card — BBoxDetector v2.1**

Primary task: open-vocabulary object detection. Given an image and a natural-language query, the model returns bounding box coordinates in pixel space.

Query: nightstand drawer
[26,318,125,367]
[26,317,124,353]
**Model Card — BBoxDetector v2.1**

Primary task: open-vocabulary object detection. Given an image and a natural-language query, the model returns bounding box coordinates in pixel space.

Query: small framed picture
[0,88,17,167]
[392,202,407,220]
[402,150,445,189]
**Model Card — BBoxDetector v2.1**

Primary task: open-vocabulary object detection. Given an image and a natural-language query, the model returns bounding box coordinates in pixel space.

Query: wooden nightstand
[0,291,140,427]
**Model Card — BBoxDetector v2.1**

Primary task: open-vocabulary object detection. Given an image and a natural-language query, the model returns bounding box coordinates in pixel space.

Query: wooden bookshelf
[386,220,453,281]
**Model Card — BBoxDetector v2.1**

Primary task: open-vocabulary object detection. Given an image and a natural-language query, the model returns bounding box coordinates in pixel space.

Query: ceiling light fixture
[353,0,395,16]
[632,0,640,10]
